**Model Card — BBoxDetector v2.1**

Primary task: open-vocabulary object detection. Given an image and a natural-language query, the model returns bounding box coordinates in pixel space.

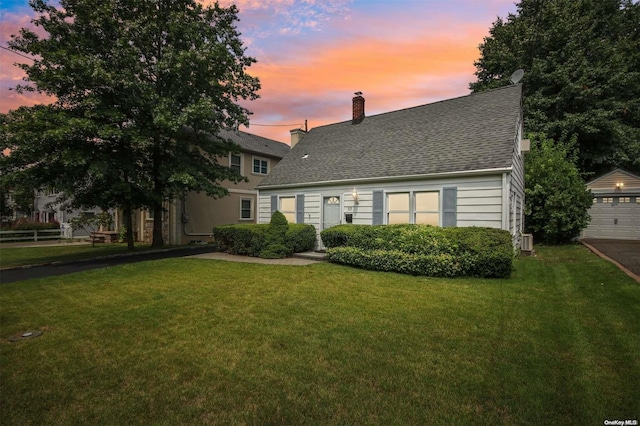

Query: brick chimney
[352,92,365,125]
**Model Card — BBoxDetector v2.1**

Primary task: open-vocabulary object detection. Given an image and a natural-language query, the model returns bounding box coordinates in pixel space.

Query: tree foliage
[524,134,593,244]
[1,0,259,249]
[471,0,640,176]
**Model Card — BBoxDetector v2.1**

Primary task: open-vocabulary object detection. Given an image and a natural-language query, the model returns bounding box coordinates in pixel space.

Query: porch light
[616,182,624,189]
[352,188,359,204]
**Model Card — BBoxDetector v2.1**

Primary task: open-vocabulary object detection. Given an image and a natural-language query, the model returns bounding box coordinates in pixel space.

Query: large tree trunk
[152,202,164,248]
[124,205,135,252]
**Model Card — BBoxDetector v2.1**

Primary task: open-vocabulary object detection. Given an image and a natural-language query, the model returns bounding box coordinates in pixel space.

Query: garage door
[582,196,639,240]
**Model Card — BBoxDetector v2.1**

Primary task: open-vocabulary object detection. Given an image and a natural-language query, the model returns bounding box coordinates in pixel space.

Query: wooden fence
[0,229,62,243]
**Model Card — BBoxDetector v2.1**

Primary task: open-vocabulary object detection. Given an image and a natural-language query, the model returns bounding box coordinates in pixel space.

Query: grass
[1,245,639,424]
[0,243,155,268]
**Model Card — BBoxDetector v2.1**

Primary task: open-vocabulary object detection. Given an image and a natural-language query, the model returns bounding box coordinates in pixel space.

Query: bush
[525,134,593,244]
[321,224,513,278]
[213,218,316,258]
[213,224,268,256]
[260,211,290,259]
[285,224,316,253]
[8,218,60,230]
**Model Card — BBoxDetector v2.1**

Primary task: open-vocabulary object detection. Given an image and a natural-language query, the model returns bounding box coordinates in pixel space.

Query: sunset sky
[1,0,518,143]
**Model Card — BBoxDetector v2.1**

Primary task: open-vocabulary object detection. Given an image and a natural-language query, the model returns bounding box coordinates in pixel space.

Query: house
[128,129,290,245]
[581,169,640,240]
[256,85,527,249]
[33,188,110,238]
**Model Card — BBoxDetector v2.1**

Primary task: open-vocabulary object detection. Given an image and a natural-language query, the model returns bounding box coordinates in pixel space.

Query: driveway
[581,238,640,281]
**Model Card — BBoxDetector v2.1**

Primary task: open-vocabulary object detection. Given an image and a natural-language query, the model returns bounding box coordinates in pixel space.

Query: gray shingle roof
[258,84,522,188]
[221,129,290,159]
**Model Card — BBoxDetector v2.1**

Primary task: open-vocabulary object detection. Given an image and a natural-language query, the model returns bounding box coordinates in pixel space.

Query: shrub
[285,224,316,253]
[321,224,513,278]
[260,211,291,259]
[9,218,60,230]
[212,215,316,258]
[213,224,268,256]
[525,134,593,244]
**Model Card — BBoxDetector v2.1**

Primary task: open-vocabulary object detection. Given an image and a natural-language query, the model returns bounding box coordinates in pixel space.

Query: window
[387,193,410,224]
[230,154,242,175]
[253,157,269,175]
[387,191,440,225]
[602,197,614,203]
[240,198,253,220]
[593,197,598,204]
[414,192,439,225]
[45,187,59,196]
[280,196,296,223]
[619,197,631,203]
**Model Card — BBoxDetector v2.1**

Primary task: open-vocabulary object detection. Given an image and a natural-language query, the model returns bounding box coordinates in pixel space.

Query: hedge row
[0,218,61,231]
[213,222,316,258]
[321,224,513,278]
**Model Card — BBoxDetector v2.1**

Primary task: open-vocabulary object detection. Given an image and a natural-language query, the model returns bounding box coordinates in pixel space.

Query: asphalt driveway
[581,238,640,280]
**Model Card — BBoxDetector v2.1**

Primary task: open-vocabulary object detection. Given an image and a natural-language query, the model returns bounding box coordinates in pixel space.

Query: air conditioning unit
[521,233,534,255]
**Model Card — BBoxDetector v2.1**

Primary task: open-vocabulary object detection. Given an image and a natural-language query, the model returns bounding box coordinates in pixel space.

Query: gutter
[257,167,514,190]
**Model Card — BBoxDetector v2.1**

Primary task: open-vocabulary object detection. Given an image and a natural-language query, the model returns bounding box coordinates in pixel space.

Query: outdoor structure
[130,130,290,245]
[33,189,109,238]
[257,85,527,249]
[581,169,640,240]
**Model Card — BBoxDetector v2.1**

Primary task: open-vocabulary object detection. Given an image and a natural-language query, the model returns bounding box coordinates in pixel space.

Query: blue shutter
[270,195,277,216]
[443,187,457,227]
[296,194,305,224]
[372,191,384,225]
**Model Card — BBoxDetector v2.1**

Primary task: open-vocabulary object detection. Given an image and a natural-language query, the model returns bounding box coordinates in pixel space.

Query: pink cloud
[1,0,518,145]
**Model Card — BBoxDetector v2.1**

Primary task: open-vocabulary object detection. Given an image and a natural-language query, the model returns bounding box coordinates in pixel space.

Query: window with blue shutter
[296,194,305,224]
[442,187,457,227]
[372,191,384,225]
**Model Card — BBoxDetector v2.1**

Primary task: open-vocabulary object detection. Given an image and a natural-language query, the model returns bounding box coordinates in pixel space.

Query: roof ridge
[307,84,522,133]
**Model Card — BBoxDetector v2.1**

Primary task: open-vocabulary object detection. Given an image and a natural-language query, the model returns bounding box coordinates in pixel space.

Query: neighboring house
[257,85,527,249]
[130,129,290,245]
[581,169,640,240]
[34,188,109,237]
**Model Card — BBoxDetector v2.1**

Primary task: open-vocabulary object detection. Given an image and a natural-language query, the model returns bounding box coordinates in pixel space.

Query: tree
[69,211,113,247]
[524,133,593,244]
[1,0,258,249]
[470,0,640,176]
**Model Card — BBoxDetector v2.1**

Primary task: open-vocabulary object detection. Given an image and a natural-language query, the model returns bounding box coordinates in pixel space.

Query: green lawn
[1,246,638,425]
[0,243,154,268]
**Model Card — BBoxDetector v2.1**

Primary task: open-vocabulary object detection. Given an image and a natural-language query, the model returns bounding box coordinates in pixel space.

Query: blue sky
[1,0,518,142]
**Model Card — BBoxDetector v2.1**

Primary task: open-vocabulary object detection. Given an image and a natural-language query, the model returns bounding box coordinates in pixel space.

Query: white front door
[322,196,341,230]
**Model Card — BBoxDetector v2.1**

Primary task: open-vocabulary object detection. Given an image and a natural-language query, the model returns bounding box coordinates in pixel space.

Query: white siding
[456,185,503,228]
[259,174,509,247]
[258,195,272,223]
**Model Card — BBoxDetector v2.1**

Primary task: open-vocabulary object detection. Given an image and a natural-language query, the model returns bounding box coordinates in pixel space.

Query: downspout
[502,172,510,231]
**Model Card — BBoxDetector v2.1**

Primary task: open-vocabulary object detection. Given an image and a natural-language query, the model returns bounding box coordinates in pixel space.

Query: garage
[582,169,640,241]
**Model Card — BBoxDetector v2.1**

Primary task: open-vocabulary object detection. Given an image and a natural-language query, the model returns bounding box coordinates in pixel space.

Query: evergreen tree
[471,0,640,176]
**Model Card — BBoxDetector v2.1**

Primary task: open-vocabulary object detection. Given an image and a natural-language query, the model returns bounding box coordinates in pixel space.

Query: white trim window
[387,193,410,224]
[279,196,296,223]
[240,198,253,220]
[387,191,440,225]
[252,156,269,175]
[414,192,439,225]
[230,153,242,175]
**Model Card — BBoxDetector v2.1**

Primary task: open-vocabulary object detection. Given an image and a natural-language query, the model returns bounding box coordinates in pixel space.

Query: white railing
[0,229,63,243]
